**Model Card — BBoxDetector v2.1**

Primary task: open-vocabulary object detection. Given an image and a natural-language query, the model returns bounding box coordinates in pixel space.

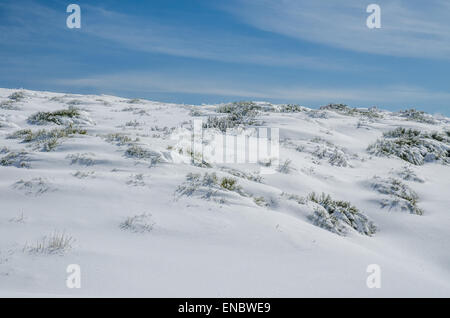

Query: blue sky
[0,0,449,114]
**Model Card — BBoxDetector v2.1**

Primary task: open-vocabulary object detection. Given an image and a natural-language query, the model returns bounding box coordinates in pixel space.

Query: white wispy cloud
[81,5,351,70]
[221,0,450,59]
[0,1,369,71]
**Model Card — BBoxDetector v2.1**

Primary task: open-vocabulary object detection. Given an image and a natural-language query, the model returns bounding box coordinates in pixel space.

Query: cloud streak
[221,0,450,59]
[81,5,353,71]
[0,1,356,71]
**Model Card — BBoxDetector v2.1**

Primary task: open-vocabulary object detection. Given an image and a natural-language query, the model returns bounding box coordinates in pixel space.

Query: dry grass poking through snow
[120,213,155,233]
[24,232,75,255]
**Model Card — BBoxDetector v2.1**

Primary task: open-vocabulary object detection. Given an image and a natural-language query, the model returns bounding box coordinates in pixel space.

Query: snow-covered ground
[0,88,449,297]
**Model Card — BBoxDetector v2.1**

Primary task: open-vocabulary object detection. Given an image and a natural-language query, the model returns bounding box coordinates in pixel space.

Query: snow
[0,88,449,297]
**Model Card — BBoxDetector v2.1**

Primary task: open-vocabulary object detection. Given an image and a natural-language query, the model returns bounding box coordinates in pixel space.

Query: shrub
[276,104,306,113]
[320,104,383,119]
[397,108,436,124]
[394,166,425,183]
[190,109,203,117]
[8,91,25,102]
[125,145,162,165]
[104,133,138,146]
[28,108,82,125]
[310,138,352,167]
[371,177,424,215]
[176,172,246,202]
[0,100,20,110]
[125,120,141,128]
[220,177,238,191]
[72,170,95,179]
[281,192,307,205]
[176,172,218,198]
[320,103,349,111]
[216,101,261,115]
[205,101,260,132]
[127,98,142,104]
[0,146,9,154]
[13,177,52,196]
[367,127,449,165]
[0,151,30,168]
[8,126,87,151]
[67,153,98,166]
[307,192,377,236]
[253,196,269,207]
[220,167,263,183]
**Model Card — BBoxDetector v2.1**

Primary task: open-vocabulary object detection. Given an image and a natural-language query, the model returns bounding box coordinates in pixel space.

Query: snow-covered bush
[320,103,349,111]
[274,104,306,113]
[396,108,436,124]
[72,170,95,179]
[8,91,25,102]
[310,138,352,167]
[127,98,142,104]
[307,192,377,236]
[0,91,25,110]
[103,133,139,146]
[367,127,449,165]
[253,196,269,207]
[0,150,30,168]
[8,126,87,151]
[24,232,75,255]
[203,115,255,133]
[0,100,20,110]
[220,167,263,183]
[125,145,162,165]
[150,125,175,139]
[176,172,247,202]
[281,192,307,205]
[190,108,204,117]
[306,110,328,119]
[13,177,53,196]
[320,104,383,119]
[177,172,218,199]
[125,120,142,128]
[120,213,155,233]
[371,176,423,215]
[28,107,93,126]
[205,101,260,132]
[67,153,98,166]
[216,101,261,115]
[220,177,239,191]
[392,165,425,183]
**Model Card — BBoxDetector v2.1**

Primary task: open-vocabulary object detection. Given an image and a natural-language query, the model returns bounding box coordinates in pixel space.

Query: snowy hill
[0,88,449,297]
